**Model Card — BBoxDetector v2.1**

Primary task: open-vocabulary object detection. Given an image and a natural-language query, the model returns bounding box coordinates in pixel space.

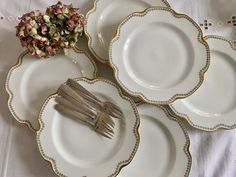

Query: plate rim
[36,77,140,177]
[109,6,210,105]
[84,0,171,64]
[5,48,98,132]
[169,35,236,131]
[136,103,192,177]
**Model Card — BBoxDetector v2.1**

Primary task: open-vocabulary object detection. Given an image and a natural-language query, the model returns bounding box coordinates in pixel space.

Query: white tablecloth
[0,1,235,177]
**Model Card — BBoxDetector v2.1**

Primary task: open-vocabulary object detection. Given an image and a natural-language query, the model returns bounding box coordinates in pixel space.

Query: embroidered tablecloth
[0,1,235,177]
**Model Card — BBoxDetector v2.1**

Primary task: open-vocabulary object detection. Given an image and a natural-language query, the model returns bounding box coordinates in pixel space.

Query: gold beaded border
[5,50,37,131]
[36,77,140,177]
[169,35,236,131]
[109,6,210,105]
[5,48,98,132]
[136,103,192,177]
[84,0,170,64]
[162,0,171,8]
[204,35,236,50]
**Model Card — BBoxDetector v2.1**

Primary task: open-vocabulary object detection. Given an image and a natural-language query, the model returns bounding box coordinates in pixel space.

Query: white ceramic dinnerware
[6,49,97,131]
[170,36,236,131]
[37,78,140,177]
[118,104,191,177]
[110,7,210,104]
[85,0,169,63]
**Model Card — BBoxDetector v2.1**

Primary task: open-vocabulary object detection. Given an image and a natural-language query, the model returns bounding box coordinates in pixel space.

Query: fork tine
[99,125,114,137]
[104,103,123,118]
[107,120,115,129]
[107,110,123,119]
[98,113,115,128]
[101,121,114,134]
[102,115,115,127]
[97,129,112,139]
[96,116,114,134]
[109,111,123,119]
[106,119,115,128]
[103,131,113,139]
[111,108,124,118]
[95,123,113,139]
[107,102,123,114]
[101,119,114,129]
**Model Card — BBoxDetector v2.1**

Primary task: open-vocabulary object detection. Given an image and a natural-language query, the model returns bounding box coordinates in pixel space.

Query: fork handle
[67,79,102,104]
[55,104,95,127]
[59,84,98,114]
[66,79,104,110]
[55,96,95,120]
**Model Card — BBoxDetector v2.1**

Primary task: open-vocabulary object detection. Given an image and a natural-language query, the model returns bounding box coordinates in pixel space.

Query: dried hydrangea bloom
[16,10,60,58]
[45,1,86,48]
[16,1,86,58]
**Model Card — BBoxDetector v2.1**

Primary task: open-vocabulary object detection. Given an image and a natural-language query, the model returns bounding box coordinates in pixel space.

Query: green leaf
[43,15,50,23]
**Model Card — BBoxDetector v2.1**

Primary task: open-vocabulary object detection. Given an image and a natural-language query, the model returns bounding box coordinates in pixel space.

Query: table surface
[0,0,236,177]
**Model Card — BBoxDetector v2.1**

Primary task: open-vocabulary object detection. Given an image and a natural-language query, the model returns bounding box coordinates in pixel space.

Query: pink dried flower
[45,1,86,47]
[16,10,60,58]
[16,2,86,58]
[41,23,48,34]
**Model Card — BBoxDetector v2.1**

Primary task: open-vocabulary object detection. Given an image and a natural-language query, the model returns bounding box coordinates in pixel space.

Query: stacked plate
[6,0,236,177]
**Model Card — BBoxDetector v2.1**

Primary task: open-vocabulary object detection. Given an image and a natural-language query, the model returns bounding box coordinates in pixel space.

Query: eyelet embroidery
[0,16,23,21]
[227,15,236,27]
[199,15,236,32]
[200,19,212,30]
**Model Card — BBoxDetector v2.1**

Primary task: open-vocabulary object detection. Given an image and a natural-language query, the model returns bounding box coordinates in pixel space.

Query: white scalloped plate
[110,7,210,104]
[170,36,236,131]
[37,78,140,177]
[6,49,97,131]
[85,0,169,63]
[118,104,191,177]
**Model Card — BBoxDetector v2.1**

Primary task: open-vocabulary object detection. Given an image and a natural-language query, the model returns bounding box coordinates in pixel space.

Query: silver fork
[58,85,115,128]
[55,104,114,139]
[66,79,124,119]
[55,85,115,138]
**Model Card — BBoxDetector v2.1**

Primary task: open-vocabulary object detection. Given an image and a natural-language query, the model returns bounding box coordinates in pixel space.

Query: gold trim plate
[37,78,140,177]
[109,6,210,105]
[169,35,236,131]
[121,103,192,177]
[5,50,38,131]
[85,0,170,64]
[158,104,192,177]
[5,48,98,132]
